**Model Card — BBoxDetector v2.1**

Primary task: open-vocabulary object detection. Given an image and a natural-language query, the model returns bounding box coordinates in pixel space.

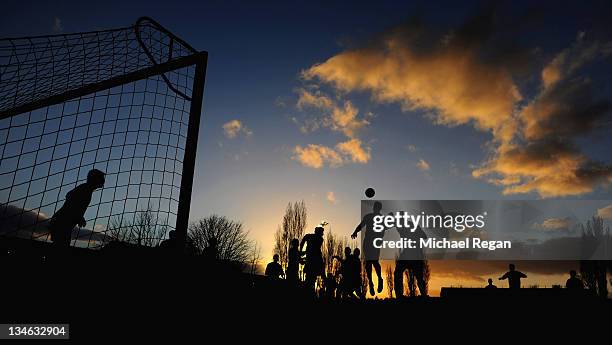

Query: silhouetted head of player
[509,264,515,271]
[344,246,351,258]
[273,254,279,262]
[569,269,577,278]
[353,248,360,259]
[373,201,382,213]
[87,169,105,189]
[315,226,324,237]
[488,278,493,285]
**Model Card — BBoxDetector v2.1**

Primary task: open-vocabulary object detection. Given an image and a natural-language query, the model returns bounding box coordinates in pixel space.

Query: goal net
[0,17,206,249]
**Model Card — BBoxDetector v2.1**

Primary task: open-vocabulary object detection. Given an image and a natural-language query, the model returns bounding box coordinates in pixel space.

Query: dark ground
[1,242,609,343]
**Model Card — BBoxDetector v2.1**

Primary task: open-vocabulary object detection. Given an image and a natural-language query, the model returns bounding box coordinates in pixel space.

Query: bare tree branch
[273,201,307,271]
[188,214,252,266]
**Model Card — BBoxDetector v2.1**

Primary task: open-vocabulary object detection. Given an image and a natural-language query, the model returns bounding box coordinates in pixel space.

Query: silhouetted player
[352,201,388,296]
[333,247,353,298]
[485,278,497,289]
[49,169,105,247]
[349,248,362,297]
[499,264,527,289]
[300,226,325,290]
[160,230,177,249]
[394,225,428,297]
[286,238,302,284]
[265,254,285,280]
[565,270,583,290]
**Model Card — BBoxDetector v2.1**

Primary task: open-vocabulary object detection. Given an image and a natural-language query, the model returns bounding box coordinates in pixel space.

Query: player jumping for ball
[351,201,389,296]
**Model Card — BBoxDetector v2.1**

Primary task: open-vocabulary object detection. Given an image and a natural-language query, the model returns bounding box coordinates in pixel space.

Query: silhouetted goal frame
[0,17,207,249]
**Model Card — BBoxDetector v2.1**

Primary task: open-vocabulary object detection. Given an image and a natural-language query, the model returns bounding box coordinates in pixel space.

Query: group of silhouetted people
[265,227,325,288]
[332,247,362,299]
[264,201,434,299]
[485,264,584,291]
[49,173,589,299]
[264,225,365,299]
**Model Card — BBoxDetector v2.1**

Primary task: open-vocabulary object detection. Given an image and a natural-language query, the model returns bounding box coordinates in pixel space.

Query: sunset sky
[3,0,612,296]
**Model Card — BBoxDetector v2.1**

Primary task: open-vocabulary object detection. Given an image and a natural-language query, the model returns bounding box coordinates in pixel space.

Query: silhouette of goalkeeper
[48,169,105,247]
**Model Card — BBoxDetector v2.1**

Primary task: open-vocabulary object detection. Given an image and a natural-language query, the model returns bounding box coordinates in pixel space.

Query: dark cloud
[0,204,111,243]
[523,78,610,141]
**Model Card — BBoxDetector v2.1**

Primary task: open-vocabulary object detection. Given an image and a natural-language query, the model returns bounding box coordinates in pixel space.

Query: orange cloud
[473,138,612,197]
[292,87,371,168]
[416,159,431,172]
[296,88,368,138]
[292,138,371,168]
[336,138,370,164]
[475,44,612,197]
[222,119,252,139]
[326,191,337,204]
[303,17,612,197]
[291,144,343,169]
[296,87,334,110]
[302,37,521,135]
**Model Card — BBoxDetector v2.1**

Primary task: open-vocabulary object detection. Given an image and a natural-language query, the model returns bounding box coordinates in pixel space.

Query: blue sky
[2,0,612,260]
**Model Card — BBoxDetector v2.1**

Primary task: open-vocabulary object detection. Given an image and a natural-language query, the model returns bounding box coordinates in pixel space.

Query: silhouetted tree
[106,205,168,247]
[248,241,262,276]
[323,226,335,273]
[334,236,349,276]
[422,260,431,296]
[323,226,345,275]
[385,263,394,298]
[338,237,349,257]
[360,262,368,299]
[405,260,430,297]
[580,216,610,298]
[107,217,130,243]
[131,207,167,246]
[273,201,307,271]
[273,225,283,264]
[188,215,251,266]
[405,270,415,296]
